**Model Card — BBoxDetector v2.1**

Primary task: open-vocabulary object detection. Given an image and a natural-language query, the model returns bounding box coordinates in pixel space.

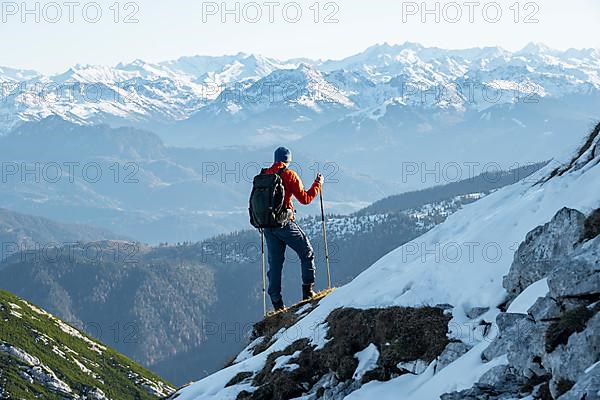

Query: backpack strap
[260,167,286,175]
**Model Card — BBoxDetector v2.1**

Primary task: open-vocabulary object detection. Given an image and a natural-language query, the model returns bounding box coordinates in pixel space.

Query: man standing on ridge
[262,146,324,311]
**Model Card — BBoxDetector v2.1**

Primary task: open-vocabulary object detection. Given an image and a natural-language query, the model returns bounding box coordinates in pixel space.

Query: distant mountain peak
[0,65,40,81]
[517,41,555,55]
[127,58,150,67]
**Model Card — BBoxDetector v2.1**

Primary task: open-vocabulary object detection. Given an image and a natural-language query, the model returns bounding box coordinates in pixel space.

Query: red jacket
[264,161,321,218]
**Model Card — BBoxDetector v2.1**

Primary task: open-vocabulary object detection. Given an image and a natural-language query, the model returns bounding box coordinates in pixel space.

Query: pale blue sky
[1,0,599,74]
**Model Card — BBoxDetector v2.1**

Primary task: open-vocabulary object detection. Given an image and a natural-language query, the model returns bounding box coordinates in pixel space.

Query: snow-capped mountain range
[1,42,599,145]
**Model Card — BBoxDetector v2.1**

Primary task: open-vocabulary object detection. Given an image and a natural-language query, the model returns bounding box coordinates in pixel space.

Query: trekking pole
[260,229,267,317]
[319,187,332,289]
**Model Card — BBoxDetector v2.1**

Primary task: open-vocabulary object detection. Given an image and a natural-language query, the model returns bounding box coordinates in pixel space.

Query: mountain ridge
[2,42,599,147]
[0,289,175,399]
[0,207,127,262]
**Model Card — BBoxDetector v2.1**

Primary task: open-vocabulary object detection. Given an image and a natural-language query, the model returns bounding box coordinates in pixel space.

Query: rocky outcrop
[547,245,600,301]
[444,207,600,400]
[543,121,600,180]
[502,207,587,302]
[436,341,473,372]
[558,362,600,400]
[441,365,529,400]
[0,343,74,397]
[229,306,451,400]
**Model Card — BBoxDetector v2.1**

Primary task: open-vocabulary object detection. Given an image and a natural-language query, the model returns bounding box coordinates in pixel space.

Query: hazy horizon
[2,40,599,75]
[1,0,598,74]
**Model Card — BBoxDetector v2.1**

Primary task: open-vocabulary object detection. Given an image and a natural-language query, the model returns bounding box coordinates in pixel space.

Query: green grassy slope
[0,289,174,399]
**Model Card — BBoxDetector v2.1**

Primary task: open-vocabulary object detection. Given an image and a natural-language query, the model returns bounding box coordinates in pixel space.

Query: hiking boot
[302,283,316,300]
[272,299,285,312]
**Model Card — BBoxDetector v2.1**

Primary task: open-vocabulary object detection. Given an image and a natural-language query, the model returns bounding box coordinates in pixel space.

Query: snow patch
[345,345,507,400]
[233,336,265,364]
[506,278,549,314]
[352,343,380,381]
[585,361,600,374]
[272,350,302,372]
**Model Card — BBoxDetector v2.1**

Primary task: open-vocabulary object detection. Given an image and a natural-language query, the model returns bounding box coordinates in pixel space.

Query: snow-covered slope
[171,125,600,399]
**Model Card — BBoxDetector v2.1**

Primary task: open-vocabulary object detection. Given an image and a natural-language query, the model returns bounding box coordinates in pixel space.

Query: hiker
[251,146,324,311]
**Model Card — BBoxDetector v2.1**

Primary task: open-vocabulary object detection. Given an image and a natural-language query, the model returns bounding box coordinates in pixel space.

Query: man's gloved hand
[315,173,324,185]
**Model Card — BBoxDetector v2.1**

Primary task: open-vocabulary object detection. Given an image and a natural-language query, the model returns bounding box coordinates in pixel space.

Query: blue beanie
[274,147,292,163]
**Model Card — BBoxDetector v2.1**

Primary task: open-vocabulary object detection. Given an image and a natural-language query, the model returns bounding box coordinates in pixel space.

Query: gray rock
[546,312,600,395]
[477,365,528,391]
[466,307,490,320]
[505,323,549,378]
[443,208,600,400]
[437,341,472,371]
[0,342,41,366]
[397,360,429,375]
[547,236,600,299]
[583,208,600,241]
[28,365,73,396]
[440,366,527,400]
[531,382,552,399]
[483,312,551,379]
[84,388,109,400]
[483,313,529,362]
[528,296,561,322]
[503,208,586,301]
[440,388,515,399]
[558,362,600,400]
[560,297,596,313]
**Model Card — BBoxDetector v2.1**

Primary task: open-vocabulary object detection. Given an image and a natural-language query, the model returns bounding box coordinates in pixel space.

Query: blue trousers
[264,220,316,304]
